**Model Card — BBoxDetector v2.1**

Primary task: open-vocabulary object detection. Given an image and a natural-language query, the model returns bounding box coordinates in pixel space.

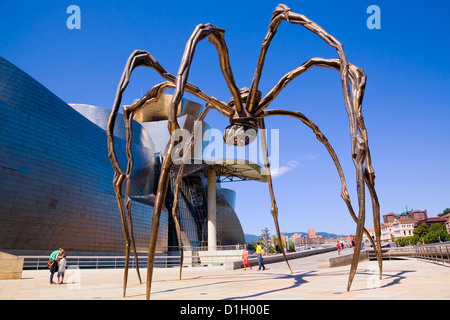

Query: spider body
[223,87,260,146]
[107,4,382,300]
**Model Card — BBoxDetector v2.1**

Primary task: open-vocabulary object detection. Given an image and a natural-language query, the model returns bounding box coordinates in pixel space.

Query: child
[242,246,252,270]
[336,242,341,255]
[57,253,67,284]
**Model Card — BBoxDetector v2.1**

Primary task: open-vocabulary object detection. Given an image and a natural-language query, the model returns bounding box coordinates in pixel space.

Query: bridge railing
[374,242,450,266]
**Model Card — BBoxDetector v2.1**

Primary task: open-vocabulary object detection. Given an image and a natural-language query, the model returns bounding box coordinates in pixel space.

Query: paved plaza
[1,249,449,301]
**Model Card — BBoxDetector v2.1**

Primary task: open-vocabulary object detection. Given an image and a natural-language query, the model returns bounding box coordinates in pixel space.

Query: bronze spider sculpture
[107,4,382,300]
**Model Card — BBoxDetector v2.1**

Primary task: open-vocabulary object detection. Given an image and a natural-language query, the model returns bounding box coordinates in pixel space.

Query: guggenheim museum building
[0,56,266,257]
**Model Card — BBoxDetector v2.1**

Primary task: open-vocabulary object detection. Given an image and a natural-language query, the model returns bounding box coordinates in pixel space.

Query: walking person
[254,242,266,271]
[242,246,252,270]
[336,242,341,255]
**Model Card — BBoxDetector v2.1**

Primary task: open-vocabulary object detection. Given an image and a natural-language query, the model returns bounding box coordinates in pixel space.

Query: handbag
[47,259,55,268]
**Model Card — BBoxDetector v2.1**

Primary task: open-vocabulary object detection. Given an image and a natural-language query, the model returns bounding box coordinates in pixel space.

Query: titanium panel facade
[215,185,245,245]
[0,57,168,254]
[0,56,247,256]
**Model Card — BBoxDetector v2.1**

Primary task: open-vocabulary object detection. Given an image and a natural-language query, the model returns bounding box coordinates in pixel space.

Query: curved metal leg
[146,140,176,300]
[107,50,173,297]
[171,104,214,280]
[117,89,233,299]
[260,109,379,289]
[256,57,382,286]
[171,198,184,280]
[248,4,351,114]
[245,7,377,289]
[260,109,378,249]
[174,23,243,114]
[347,140,367,291]
[257,118,292,273]
[123,110,142,284]
[365,170,382,279]
[107,48,232,297]
[111,172,131,297]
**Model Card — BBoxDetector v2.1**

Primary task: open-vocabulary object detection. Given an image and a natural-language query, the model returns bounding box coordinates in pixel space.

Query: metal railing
[21,252,244,270]
[23,255,150,270]
[168,245,247,251]
[380,242,450,266]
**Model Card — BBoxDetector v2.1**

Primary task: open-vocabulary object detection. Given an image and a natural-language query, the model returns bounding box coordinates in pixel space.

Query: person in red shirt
[242,246,252,270]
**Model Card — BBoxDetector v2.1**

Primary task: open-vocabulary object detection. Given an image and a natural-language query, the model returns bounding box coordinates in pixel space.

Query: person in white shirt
[57,253,67,284]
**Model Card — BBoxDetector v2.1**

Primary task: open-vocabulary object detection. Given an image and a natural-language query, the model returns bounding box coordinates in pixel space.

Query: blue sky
[1,0,449,236]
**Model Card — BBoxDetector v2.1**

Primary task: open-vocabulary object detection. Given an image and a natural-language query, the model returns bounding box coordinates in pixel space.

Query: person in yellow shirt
[254,242,265,271]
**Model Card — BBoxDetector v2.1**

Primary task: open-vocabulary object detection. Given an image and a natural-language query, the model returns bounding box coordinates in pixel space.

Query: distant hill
[244,234,260,243]
[316,232,348,239]
[245,231,347,243]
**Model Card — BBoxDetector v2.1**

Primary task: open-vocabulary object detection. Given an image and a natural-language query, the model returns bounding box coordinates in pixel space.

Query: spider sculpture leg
[171,104,215,280]
[109,170,133,297]
[120,82,184,288]
[108,42,233,298]
[170,186,184,280]
[109,27,238,301]
[248,4,352,116]
[257,117,292,273]
[124,84,226,289]
[256,57,382,287]
[122,83,210,293]
[263,110,368,290]
[142,22,246,299]
[246,6,377,290]
[260,109,379,253]
[134,23,241,299]
[145,136,177,299]
[170,126,199,281]
[169,23,243,117]
[107,50,178,296]
[122,108,142,285]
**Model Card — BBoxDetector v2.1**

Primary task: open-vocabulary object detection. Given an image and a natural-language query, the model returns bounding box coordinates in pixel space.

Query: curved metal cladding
[70,103,156,197]
[0,57,168,254]
[215,186,245,245]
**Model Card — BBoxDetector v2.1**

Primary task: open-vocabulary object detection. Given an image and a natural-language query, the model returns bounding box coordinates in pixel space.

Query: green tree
[271,236,294,253]
[397,222,449,246]
[413,223,429,238]
[271,236,283,253]
[427,223,450,242]
[288,239,295,252]
[438,208,450,217]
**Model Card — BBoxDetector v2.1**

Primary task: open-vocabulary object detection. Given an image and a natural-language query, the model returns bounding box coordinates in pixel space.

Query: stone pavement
[1,249,449,300]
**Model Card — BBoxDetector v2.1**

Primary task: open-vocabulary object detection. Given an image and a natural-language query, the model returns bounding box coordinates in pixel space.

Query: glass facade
[170,175,209,250]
